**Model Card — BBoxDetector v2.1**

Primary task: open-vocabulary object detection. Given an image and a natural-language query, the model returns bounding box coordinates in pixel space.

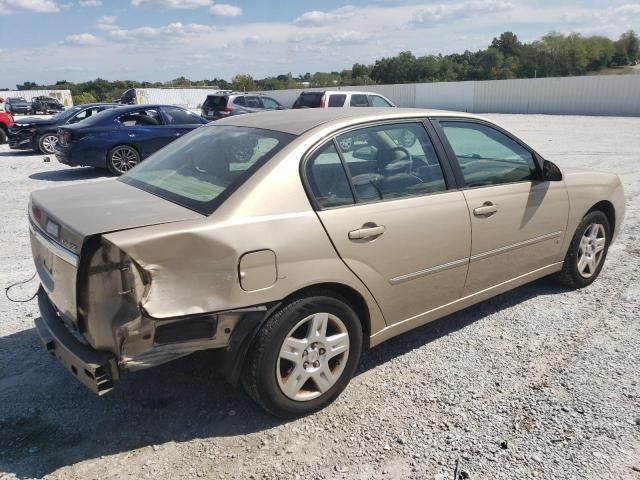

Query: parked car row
[6,89,395,171]
[4,96,65,115]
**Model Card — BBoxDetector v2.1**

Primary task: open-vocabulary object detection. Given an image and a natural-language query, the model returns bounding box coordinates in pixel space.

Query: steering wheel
[384,146,413,175]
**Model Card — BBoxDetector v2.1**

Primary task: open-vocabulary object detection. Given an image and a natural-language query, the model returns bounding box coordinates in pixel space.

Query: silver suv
[292,90,395,109]
[201,92,285,121]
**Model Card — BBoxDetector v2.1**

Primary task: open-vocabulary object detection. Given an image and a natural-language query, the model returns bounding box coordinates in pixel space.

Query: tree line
[8,30,639,104]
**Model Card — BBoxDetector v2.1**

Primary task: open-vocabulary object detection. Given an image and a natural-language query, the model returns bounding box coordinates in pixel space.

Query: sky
[0,0,639,89]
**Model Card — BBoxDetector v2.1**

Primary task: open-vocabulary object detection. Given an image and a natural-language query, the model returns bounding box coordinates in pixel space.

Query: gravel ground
[0,114,638,480]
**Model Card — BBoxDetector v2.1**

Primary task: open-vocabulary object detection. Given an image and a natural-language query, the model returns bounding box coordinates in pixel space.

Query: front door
[305,121,472,325]
[435,119,569,293]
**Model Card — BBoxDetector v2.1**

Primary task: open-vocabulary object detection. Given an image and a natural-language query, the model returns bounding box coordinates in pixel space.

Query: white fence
[259,74,640,117]
[0,90,73,107]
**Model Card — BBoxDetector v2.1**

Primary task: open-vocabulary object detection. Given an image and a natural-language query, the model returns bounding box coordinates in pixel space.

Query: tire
[38,133,58,154]
[107,145,141,175]
[554,210,610,289]
[0,127,7,144]
[241,293,363,417]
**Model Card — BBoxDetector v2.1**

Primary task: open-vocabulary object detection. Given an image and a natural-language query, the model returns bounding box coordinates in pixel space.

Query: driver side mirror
[542,160,562,181]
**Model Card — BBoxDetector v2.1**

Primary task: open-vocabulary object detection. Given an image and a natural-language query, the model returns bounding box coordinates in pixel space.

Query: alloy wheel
[577,222,606,278]
[111,147,139,174]
[277,312,350,402]
[40,135,58,154]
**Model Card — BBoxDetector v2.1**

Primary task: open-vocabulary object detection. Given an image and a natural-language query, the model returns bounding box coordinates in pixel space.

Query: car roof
[214,108,489,135]
[108,104,180,113]
[302,90,386,96]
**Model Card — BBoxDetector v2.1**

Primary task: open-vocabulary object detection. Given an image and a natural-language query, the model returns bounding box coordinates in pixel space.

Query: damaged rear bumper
[35,287,119,395]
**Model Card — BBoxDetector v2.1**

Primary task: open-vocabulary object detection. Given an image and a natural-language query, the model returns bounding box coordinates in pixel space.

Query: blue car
[54,104,208,175]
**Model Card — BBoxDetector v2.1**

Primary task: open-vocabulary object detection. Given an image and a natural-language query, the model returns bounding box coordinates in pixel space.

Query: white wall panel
[258,74,640,116]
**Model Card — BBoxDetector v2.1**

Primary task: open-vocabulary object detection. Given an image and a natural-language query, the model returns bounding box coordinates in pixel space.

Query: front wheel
[107,145,140,175]
[242,294,363,417]
[38,133,58,154]
[554,210,610,288]
[0,128,7,144]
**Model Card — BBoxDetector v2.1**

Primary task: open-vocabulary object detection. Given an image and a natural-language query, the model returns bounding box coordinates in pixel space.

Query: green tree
[231,74,256,92]
[73,92,98,104]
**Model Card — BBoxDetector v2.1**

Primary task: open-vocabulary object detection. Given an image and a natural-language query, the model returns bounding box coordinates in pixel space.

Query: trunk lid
[30,180,204,323]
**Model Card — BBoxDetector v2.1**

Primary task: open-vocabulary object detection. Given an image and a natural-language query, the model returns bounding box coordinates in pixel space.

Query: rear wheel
[242,294,363,417]
[554,210,610,288]
[38,133,58,154]
[107,145,140,175]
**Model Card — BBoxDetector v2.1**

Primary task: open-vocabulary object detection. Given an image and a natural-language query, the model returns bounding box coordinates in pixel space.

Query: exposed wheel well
[588,201,615,235]
[282,283,372,349]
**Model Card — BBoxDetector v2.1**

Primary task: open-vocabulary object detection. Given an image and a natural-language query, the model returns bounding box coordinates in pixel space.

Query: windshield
[120,126,294,214]
[51,106,82,121]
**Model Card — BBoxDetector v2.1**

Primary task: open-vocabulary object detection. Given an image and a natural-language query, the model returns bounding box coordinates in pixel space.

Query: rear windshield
[203,96,228,109]
[292,92,323,109]
[120,126,294,215]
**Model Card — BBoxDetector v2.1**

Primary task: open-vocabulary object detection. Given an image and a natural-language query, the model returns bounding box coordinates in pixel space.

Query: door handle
[473,202,498,217]
[128,134,136,138]
[175,132,182,137]
[348,225,386,240]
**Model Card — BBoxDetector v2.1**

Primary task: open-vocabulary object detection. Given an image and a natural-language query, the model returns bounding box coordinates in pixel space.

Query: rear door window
[328,94,346,107]
[162,106,203,125]
[350,94,370,107]
[233,96,246,106]
[118,109,162,126]
[336,122,447,201]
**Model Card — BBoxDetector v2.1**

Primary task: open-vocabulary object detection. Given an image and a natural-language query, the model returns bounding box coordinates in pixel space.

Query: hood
[30,179,204,254]
[13,116,56,127]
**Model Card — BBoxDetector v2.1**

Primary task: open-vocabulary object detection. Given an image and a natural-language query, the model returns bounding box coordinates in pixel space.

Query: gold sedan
[29,109,625,416]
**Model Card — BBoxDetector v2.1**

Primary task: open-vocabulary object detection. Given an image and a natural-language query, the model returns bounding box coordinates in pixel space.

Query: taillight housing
[59,130,73,145]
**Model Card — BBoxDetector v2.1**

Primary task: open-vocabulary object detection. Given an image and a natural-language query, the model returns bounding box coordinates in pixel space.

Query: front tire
[38,133,58,154]
[242,294,363,417]
[107,145,141,175]
[554,210,610,288]
[0,127,6,144]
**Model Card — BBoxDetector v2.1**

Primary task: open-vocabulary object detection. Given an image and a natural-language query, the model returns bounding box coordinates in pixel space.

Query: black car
[30,96,65,115]
[8,103,118,154]
[201,92,285,121]
[5,97,31,115]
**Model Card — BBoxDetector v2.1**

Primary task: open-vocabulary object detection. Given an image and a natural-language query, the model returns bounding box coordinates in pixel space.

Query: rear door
[117,108,167,157]
[305,120,471,325]
[433,118,569,293]
[160,106,205,138]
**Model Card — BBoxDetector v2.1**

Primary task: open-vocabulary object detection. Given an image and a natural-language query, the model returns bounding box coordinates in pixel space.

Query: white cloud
[293,6,358,26]
[412,0,514,26]
[96,15,118,30]
[108,21,214,40]
[0,0,60,14]
[131,0,212,9]
[210,3,241,16]
[62,33,97,45]
[79,0,102,6]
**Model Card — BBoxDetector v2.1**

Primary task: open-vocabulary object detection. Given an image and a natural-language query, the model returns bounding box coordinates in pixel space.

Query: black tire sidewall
[563,211,611,288]
[250,296,363,417]
[0,128,6,144]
